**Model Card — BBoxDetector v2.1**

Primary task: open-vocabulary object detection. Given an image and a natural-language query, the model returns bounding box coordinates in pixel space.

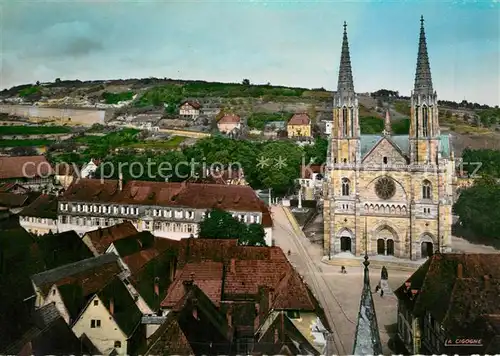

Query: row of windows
[20,216,56,225]
[340,178,433,199]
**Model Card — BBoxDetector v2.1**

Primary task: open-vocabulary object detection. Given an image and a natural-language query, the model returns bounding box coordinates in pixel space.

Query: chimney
[230,258,236,274]
[109,298,114,315]
[154,277,159,296]
[484,274,491,289]
[457,263,463,279]
[118,172,123,191]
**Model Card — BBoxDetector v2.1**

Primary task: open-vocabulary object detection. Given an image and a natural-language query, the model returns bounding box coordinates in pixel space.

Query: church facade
[323,17,455,261]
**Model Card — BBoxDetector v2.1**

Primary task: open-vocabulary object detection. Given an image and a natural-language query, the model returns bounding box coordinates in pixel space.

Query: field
[0,139,54,147]
[0,125,71,135]
[128,136,187,149]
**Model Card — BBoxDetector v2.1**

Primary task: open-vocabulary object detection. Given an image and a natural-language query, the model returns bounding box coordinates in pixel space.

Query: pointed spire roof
[414,15,433,95]
[384,109,392,135]
[353,229,383,355]
[337,21,355,94]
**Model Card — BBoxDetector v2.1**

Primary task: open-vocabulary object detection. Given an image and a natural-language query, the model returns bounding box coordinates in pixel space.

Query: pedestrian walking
[375,285,380,293]
[380,289,384,297]
[340,265,346,274]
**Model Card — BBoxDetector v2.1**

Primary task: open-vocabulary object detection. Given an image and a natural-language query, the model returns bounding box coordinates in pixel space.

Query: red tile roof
[61,179,271,217]
[181,100,201,110]
[122,237,178,273]
[0,156,54,179]
[19,194,58,219]
[84,221,139,254]
[396,253,500,337]
[0,182,27,193]
[218,114,241,124]
[161,261,224,308]
[288,113,310,126]
[163,239,315,312]
[0,192,29,207]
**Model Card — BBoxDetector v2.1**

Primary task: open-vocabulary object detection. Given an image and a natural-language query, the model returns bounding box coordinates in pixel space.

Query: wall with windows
[57,201,267,241]
[72,295,128,356]
[19,215,58,235]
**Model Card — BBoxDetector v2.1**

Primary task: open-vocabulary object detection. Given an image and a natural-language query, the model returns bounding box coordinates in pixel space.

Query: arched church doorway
[387,239,395,256]
[340,236,352,252]
[421,242,434,258]
[377,239,385,255]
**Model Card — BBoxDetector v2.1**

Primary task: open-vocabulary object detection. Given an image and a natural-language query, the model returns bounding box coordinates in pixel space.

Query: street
[271,205,412,355]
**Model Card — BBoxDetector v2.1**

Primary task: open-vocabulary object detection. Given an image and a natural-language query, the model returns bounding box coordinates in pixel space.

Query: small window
[52,289,56,295]
[114,341,122,348]
[94,300,98,306]
[343,158,347,163]
[286,310,300,319]
[90,319,96,328]
[383,156,388,164]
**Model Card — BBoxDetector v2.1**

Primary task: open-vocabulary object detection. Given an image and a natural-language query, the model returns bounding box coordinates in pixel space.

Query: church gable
[362,137,408,165]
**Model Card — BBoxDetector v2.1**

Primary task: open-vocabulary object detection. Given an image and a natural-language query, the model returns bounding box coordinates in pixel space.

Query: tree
[198,209,267,246]
[35,81,40,86]
[242,79,250,86]
[55,78,61,83]
[10,146,38,156]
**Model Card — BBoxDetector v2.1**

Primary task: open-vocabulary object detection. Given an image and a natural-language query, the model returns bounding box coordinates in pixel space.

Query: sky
[1,0,499,106]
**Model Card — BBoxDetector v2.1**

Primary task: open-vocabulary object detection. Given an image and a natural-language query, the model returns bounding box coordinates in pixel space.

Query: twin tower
[331,16,441,165]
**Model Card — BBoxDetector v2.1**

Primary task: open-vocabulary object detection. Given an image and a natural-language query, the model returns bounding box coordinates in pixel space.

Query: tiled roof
[31,253,122,295]
[181,100,201,110]
[0,156,54,179]
[161,261,224,308]
[396,253,500,338]
[36,230,93,270]
[218,114,241,124]
[84,221,139,254]
[61,179,271,215]
[360,134,451,158]
[176,238,285,268]
[112,231,156,257]
[123,248,162,273]
[288,113,311,126]
[19,194,58,219]
[128,244,179,311]
[0,192,29,208]
[165,239,316,315]
[4,303,95,356]
[144,312,194,355]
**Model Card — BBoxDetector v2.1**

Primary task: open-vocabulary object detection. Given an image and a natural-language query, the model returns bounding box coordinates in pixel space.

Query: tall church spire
[337,21,354,94]
[352,254,383,355]
[414,15,433,95]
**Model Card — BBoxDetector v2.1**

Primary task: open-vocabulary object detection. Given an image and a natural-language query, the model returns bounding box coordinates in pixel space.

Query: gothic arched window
[341,178,350,196]
[422,180,432,199]
[422,105,429,137]
[350,107,355,136]
[342,107,348,137]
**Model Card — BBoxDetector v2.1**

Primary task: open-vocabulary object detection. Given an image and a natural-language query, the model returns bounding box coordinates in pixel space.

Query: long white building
[57,178,273,245]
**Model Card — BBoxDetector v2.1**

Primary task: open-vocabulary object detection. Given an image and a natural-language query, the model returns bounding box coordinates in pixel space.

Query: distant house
[81,158,100,179]
[82,221,139,256]
[323,120,333,135]
[19,194,58,235]
[0,155,54,191]
[217,114,241,134]
[54,163,77,189]
[264,121,287,139]
[179,101,201,119]
[287,113,311,138]
[298,165,324,200]
[395,253,500,355]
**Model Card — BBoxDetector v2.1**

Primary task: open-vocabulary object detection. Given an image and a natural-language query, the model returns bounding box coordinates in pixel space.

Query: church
[323,16,455,261]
